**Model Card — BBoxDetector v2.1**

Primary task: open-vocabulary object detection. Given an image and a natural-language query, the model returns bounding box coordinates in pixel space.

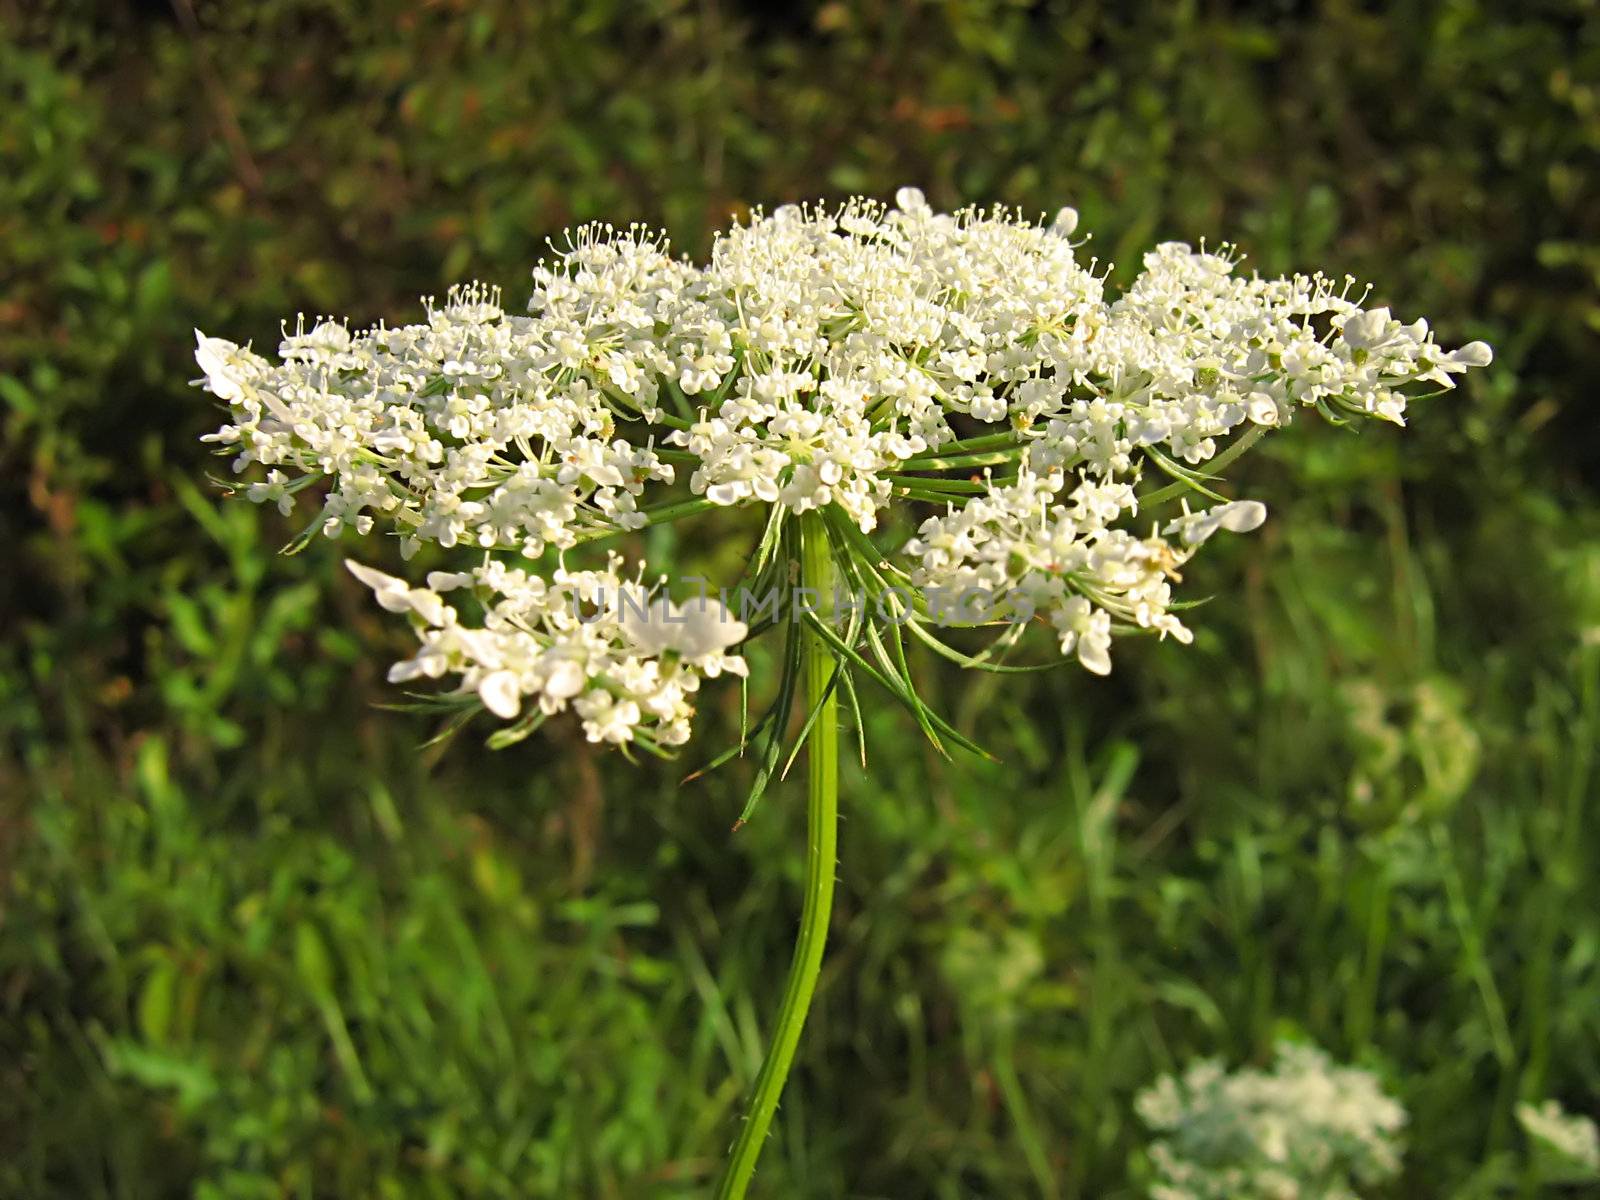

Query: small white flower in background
[1517,1099,1600,1177]
[1136,1041,1406,1200]
[197,192,1491,751]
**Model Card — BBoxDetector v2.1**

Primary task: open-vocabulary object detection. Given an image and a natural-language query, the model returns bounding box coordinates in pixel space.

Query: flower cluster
[344,556,747,749]
[198,190,1491,743]
[1135,1042,1407,1200]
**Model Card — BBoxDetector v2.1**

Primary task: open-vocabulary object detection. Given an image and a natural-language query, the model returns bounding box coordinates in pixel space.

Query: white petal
[407,591,449,627]
[1342,308,1390,349]
[345,559,404,593]
[1052,206,1079,237]
[1449,340,1493,368]
[346,559,414,611]
[194,331,245,400]
[544,659,586,700]
[1246,392,1281,426]
[1218,500,1268,533]
[894,186,928,213]
[478,670,522,719]
[677,607,749,657]
[617,592,670,654]
[1077,638,1112,676]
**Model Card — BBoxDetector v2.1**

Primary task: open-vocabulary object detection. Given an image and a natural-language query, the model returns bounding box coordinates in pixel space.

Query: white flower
[1340,306,1394,351]
[1517,1100,1600,1172]
[245,469,294,516]
[1165,500,1269,546]
[193,330,264,403]
[345,560,449,626]
[1137,1043,1406,1200]
[576,691,643,744]
[1053,596,1113,675]
[617,592,749,658]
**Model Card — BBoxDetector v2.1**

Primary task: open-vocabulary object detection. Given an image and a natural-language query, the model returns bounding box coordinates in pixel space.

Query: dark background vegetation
[3,1,1598,1196]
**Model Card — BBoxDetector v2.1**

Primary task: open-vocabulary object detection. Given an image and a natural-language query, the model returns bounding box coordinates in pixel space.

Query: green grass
[3,1,1598,1196]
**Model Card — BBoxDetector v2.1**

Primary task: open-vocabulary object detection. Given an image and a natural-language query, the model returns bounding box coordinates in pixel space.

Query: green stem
[993,1023,1060,1200]
[900,430,1024,463]
[716,511,840,1199]
[895,449,1024,471]
[570,497,719,544]
[1138,425,1268,507]
[887,474,989,494]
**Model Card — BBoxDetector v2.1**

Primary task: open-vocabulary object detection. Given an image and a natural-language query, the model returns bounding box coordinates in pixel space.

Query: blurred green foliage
[3,1,1598,1196]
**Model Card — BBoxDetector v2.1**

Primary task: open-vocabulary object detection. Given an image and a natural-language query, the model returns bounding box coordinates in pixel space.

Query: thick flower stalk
[196,189,1490,1193]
